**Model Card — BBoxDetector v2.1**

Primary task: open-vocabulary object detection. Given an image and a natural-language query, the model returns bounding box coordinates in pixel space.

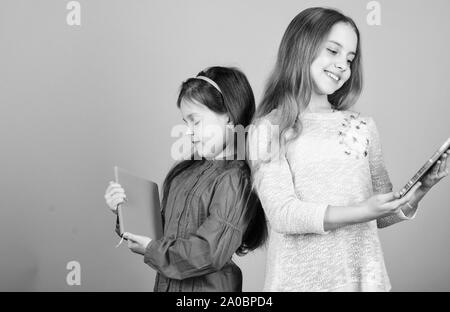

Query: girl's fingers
[432,154,447,179]
[111,194,126,202]
[425,161,440,181]
[431,161,440,176]
[377,192,396,203]
[107,185,124,193]
[107,199,118,209]
[105,192,123,203]
[123,232,136,241]
[107,196,125,209]
[445,152,450,170]
[106,182,115,193]
[404,182,422,201]
[386,183,421,210]
[106,181,121,192]
[106,200,118,211]
[111,197,125,207]
[106,182,122,194]
[382,196,405,210]
[108,189,125,197]
[389,196,410,210]
[107,188,126,198]
[104,190,126,202]
[438,154,447,175]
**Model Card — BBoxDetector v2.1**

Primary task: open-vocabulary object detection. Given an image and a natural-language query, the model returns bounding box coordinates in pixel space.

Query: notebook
[398,137,450,197]
[114,166,163,240]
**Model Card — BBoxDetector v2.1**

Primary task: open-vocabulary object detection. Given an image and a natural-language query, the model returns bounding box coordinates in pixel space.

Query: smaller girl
[104,66,267,292]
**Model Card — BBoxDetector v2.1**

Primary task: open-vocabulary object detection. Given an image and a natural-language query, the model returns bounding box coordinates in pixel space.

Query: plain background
[1,0,449,291]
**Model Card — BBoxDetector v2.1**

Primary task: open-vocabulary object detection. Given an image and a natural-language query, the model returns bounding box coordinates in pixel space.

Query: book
[114,166,163,240]
[398,137,450,197]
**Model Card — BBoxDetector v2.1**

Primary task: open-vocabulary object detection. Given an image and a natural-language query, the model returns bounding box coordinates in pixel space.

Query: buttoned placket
[174,161,214,239]
[182,162,218,238]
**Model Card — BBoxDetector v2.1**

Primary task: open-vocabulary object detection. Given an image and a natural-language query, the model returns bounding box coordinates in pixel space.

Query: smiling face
[310,22,358,96]
[180,98,230,159]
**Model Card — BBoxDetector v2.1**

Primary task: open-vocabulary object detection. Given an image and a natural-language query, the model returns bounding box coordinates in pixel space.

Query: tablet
[114,166,163,240]
[398,137,450,197]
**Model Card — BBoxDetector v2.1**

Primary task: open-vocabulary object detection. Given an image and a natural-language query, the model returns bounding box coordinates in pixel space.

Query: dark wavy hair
[161,66,268,255]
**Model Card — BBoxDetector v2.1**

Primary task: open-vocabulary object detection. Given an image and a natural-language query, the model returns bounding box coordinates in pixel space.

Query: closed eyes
[327,48,338,55]
[327,48,354,65]
[182,118,201,125]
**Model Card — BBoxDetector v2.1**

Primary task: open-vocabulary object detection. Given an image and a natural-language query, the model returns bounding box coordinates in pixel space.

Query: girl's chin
[312,81,340,96]
[196,150,225,160]
[316,84,341,95]
[194,148,211,159]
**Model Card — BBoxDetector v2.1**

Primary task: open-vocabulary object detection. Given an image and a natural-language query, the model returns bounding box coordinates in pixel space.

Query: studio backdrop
[1,0,449,291]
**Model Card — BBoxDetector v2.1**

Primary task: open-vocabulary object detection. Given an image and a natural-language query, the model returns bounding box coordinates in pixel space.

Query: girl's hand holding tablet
[104,181,127,214]
[363,182,423,220]
[416,150,449,191]
[360,150,449,222]
[325,182,425,231]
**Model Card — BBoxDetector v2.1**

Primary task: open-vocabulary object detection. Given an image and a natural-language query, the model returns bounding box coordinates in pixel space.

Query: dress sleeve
[367,117,418,229]
[142,168,250,280]
[247,119,329,235]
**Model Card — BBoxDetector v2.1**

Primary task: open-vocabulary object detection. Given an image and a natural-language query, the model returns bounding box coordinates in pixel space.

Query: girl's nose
[334,61,348,71]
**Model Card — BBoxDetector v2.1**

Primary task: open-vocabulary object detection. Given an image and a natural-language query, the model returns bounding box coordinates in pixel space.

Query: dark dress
[116,159,254,291]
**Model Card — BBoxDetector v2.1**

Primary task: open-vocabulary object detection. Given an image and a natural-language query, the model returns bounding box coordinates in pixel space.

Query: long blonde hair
[254,7,363,152]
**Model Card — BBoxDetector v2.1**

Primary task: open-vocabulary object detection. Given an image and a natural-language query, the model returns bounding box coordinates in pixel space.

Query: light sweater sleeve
[367,117,418,229]
[248,119,329,235]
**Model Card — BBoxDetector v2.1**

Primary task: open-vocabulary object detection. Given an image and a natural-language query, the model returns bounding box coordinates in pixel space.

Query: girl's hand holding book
[104,181,127,214]
[122,232,152,255]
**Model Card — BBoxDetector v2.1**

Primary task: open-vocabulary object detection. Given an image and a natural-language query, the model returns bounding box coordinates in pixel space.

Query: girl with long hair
[105,66,267,291]
[249,7,449,291]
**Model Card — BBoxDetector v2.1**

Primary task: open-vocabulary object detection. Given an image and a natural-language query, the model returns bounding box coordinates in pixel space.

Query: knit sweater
[248,110,417,292]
